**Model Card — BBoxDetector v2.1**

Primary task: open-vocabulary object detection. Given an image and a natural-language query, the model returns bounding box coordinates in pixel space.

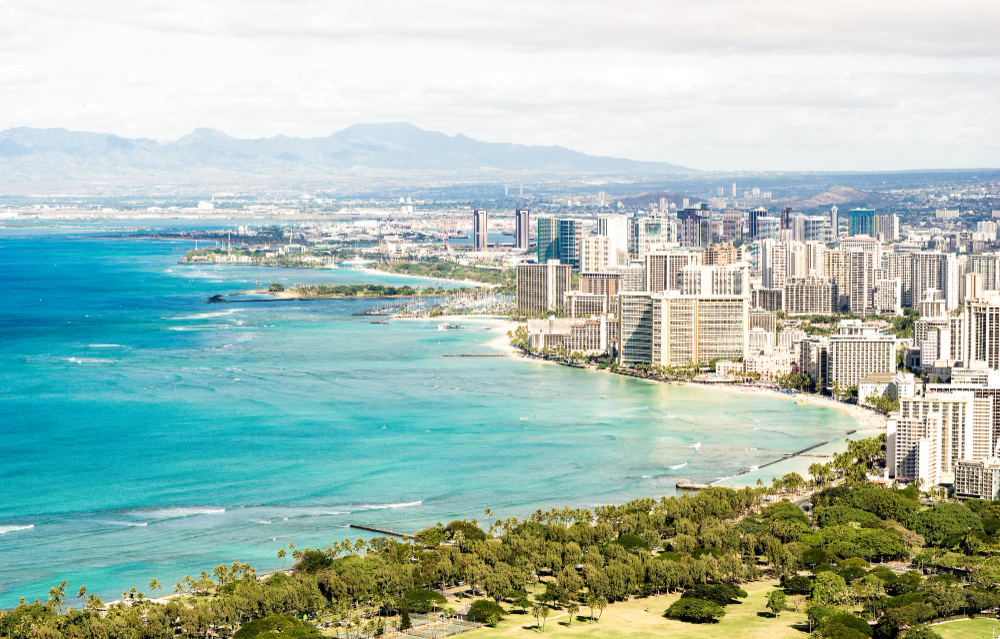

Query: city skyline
[2,0,998,172]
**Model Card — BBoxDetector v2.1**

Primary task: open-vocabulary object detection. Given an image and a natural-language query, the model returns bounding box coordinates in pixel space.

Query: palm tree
[48,580,67,614]
[278,548,287,569]
[567,603,580,625]
[539,605,550,631]
[77,585,87,607]
[148,578,161,595]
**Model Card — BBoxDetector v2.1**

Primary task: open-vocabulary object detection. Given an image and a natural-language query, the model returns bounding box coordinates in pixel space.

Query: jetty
[675,480,712,490]
[349,524,411,539]
[443,353,507,358]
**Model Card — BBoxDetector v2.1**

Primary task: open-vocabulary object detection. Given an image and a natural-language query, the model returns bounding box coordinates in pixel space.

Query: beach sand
[489,321,885,488]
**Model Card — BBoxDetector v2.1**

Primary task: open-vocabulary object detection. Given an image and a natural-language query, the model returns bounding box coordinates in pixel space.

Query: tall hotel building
[472,209,488,251]
[514,209,530,250]
[516,261,572,314]
[597,215,629,266]
[618,265,750,367]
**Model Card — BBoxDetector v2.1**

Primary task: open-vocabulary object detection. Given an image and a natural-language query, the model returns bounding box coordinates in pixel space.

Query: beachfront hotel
[617,288,750,367]
[515,260,572,314]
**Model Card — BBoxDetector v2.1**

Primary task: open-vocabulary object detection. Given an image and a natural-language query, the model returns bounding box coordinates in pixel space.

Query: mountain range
[0,123,689,192]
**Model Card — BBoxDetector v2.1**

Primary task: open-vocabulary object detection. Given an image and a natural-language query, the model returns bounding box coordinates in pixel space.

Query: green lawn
[934,619,1000,639]
[462,580,808,639]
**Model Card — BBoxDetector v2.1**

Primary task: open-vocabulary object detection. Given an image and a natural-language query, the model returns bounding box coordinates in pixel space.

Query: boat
[437,323,464,330]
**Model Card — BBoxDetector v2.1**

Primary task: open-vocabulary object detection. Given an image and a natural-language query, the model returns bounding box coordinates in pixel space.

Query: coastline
[356,266,502,290]
[392,314,518,354]
[490,327,884,489]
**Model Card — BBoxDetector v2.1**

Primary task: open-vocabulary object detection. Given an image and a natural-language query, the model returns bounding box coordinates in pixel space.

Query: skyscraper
[830,205,839,239]
[597,214,629,266]
[472,209,488,251]
[536,218,582,269]
[748,207,767,239]
[515,209,530,250]
[848,208,876,237]
[781,206,794,231]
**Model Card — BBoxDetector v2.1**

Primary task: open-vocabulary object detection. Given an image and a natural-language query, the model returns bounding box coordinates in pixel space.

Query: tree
[664,597,726,623]
[567,603,579,625]
[767,590,787,617]
[278,548,287,570]
[904,628,941,639]
[149,578,161,595]
[812,572,848,607]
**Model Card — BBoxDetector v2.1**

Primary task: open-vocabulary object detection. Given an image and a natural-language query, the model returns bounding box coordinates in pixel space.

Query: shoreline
[494,334,884,488]
[356,266,502,290]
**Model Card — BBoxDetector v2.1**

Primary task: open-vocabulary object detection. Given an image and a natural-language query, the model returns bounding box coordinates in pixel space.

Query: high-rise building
[472,209,488,251]
[536,218,582,268]
[748,207,768,239]
[756,216,781,241]
[645,249,702,293]
[514,209,530,250]
[830,205,839,239]
[581,271,622,310]
[537,218,559,263]
[559,219,583,270]
[631,217,670,259]
[848,208,877,237]
[704,243,740,266]
[597,214,629,266]
[848,250,876,316]
[618,288,750,367]
[965,291,1000,371]
[895,391,980,484]
[828,323,897,389]
[516,261,572,314]
[722,210,744,245]
[677,263,750,296]
[579,235,611,273]
[886,252,914,308]
[873,279,903,316]
[781,206,794,231]
[759,240,788,290]
[784,276,838,315]
[875,213,900,242]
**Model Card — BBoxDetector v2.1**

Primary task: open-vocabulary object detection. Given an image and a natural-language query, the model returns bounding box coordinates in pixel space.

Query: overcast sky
[2,0,998,171]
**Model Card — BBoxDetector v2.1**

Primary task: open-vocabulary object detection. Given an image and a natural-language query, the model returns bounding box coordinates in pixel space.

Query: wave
[0,524,35,534]
[663,414,678,419]
[668,462,688,470]
[88,343,123,348]
[689,442,702,450]
[357,501,422,510]
[105,520,149,527]
[164,309,244,321]
[63,357,116,364]
[166,324,233,331]
[127,507,227,522]
[641,475,652,479]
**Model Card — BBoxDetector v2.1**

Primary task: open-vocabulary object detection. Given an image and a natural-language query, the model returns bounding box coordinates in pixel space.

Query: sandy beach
[487,321,884,488]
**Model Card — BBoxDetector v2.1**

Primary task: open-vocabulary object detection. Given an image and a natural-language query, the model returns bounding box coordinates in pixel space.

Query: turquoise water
[0,227,860,606]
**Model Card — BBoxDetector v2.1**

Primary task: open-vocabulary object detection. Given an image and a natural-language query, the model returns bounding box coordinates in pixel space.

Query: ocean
[0,223,861,605]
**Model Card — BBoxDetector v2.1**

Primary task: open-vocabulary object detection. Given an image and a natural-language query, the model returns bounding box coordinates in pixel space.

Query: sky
[2,0,999,172]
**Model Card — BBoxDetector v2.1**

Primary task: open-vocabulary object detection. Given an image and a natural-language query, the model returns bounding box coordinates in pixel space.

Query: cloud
[1,0,998,170]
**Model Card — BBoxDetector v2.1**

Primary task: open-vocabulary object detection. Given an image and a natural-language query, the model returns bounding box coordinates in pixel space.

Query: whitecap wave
[663,414,678,419]
[0,524,34,534]
[88,343,123,348]
[105,520,149,527]
[358,501,422,510]
[130,507,226,521]
[689,442,702,450]
[63,357,116,364]
[668,462,688,470]
[165,309,244,321]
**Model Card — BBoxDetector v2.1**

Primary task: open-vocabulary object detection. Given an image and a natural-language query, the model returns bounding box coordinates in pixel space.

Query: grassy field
[462,580,808,639]
[934,618,1000,639]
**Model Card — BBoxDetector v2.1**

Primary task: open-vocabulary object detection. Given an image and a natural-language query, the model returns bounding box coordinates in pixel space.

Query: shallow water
[0,228,860,605]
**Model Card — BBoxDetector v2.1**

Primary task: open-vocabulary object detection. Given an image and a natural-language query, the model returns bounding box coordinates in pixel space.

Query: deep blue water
[0,226,859,605]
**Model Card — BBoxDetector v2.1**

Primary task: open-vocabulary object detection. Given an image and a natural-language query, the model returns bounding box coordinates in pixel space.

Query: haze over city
[7,3,1000,639]
[3,0,999,171]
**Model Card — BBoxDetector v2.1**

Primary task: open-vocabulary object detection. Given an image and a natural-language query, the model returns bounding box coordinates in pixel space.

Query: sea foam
[0,524,34,535]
